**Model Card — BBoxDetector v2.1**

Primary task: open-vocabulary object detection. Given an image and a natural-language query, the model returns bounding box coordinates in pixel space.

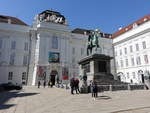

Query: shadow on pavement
[0,104,15,110]
[97,95,112,100]
[0,90,39,110]
[111,106,150,113]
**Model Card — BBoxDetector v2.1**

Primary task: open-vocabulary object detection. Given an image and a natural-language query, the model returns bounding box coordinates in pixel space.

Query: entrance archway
[138,70,144,83]
[50,70,58,85]
[117,72,124,82]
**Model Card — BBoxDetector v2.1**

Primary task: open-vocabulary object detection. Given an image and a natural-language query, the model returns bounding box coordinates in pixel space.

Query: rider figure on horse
[87,29,100,55]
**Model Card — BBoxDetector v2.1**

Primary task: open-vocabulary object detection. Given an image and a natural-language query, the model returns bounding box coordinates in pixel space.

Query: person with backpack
[75,78,80,94]
[91,80,98,100]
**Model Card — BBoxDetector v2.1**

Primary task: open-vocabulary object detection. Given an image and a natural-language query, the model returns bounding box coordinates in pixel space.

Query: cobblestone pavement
[0,86,150,113]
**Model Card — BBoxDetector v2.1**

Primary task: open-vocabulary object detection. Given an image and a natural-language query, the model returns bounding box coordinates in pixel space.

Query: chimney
[84,31,87,35]
[118,27,122,30]
[8,19,11,24]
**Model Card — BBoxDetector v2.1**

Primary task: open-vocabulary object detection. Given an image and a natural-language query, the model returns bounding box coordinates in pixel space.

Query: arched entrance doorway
[138,70,144,83]
[117,72,124,82]
[50,70,58,86]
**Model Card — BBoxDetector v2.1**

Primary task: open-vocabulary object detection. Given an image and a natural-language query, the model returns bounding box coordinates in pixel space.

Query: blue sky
[0,0,150,33]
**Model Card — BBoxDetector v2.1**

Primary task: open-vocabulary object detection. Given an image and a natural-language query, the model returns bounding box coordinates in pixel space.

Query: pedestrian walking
[38,81,41,88]
[91,80,98,100]
[43,81,46,88]
[48,80,51,88]
[50,81,53,88]
[75,78,80,94]
[70,78,75,94]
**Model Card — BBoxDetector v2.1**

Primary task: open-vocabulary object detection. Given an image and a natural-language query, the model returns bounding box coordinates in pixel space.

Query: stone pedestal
[79,54,113,82]
[78,54,114,92]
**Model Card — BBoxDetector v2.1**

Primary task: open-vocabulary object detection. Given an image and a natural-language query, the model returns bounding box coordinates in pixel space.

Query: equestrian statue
[87,29,100,55]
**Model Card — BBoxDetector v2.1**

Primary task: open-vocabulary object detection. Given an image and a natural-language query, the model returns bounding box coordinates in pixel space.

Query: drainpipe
[26,30,32,85]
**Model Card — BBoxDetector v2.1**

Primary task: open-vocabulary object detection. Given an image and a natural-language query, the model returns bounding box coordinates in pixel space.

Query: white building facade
[31,10,88,85]
[113,14,150,84]
[0,15,36,85]
[0,10,118,85]
[31,10,115,85]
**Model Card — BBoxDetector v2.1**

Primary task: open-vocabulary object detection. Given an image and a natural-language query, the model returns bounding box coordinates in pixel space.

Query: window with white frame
[52,35,58,49]
[72,47,75,55]
[127,72,129,79]
[120,59,124,68]
[144,55,149,64]
[142,41,146,49]
[23,55,28,65]
[11,41,16,49]
[24,42,28,51]
[81,48,84,56]
[115,51,117,56]
[9,53,15,65]
[8,72,13,80]
[116,61,119,68]
[136,56,141,65]
[124,48,127,54]
[132,72,136,79]
[125,58,128,67]
[72,57,75,64]
[120,49,122,56]
[130,45,133,53]
[131,57,135,66]
[135,44,139,51]
[0,39,2,49]
[22,72,26,80]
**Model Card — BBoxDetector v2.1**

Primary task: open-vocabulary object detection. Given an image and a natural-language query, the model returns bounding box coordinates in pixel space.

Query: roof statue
[87,29,100,55]
[35,10,67,25]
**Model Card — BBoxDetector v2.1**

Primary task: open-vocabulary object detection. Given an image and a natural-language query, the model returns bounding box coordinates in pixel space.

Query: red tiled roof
[112,14,150,38]
[0,15,28,26]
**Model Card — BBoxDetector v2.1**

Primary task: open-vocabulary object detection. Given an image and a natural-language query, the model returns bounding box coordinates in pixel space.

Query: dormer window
[144,18,147,22]
[133,23,138,28]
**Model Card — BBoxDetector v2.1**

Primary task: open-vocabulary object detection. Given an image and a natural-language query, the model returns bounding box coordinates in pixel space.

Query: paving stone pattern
[0,86,150,113]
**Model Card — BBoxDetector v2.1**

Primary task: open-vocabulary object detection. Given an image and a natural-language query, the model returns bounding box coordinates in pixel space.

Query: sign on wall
[62,67,69,80]
[37,66,47,77]
[48,52,60,63]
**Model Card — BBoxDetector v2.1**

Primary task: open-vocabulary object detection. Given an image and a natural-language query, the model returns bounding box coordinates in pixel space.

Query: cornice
[113,28,150,46]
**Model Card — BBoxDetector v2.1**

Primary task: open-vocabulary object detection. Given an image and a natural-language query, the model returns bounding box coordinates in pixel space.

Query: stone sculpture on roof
[35,10,67,25]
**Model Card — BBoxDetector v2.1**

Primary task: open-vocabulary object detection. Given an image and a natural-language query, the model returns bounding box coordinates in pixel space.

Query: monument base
[78,54,127,93]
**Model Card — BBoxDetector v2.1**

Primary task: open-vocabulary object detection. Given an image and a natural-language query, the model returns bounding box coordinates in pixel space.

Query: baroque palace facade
[0,10,150,85]
[113,14,150,84]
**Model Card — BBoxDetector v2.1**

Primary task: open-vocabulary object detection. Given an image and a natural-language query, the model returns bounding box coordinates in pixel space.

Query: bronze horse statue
[87,30,100,55]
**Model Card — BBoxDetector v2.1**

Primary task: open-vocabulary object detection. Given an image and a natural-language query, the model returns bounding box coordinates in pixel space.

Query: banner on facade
[48,52,60,63]
[62,67,69,80]
[37,66,47,77]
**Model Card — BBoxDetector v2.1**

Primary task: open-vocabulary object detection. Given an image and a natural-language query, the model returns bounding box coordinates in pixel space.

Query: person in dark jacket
[38,81,41,88]
[91,80,98,100]
[75,78,80,94]
[43,81,46,88]
[70,78,75,94]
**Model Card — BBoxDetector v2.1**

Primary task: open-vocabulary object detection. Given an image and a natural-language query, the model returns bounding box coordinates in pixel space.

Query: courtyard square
[0,87,150,113]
